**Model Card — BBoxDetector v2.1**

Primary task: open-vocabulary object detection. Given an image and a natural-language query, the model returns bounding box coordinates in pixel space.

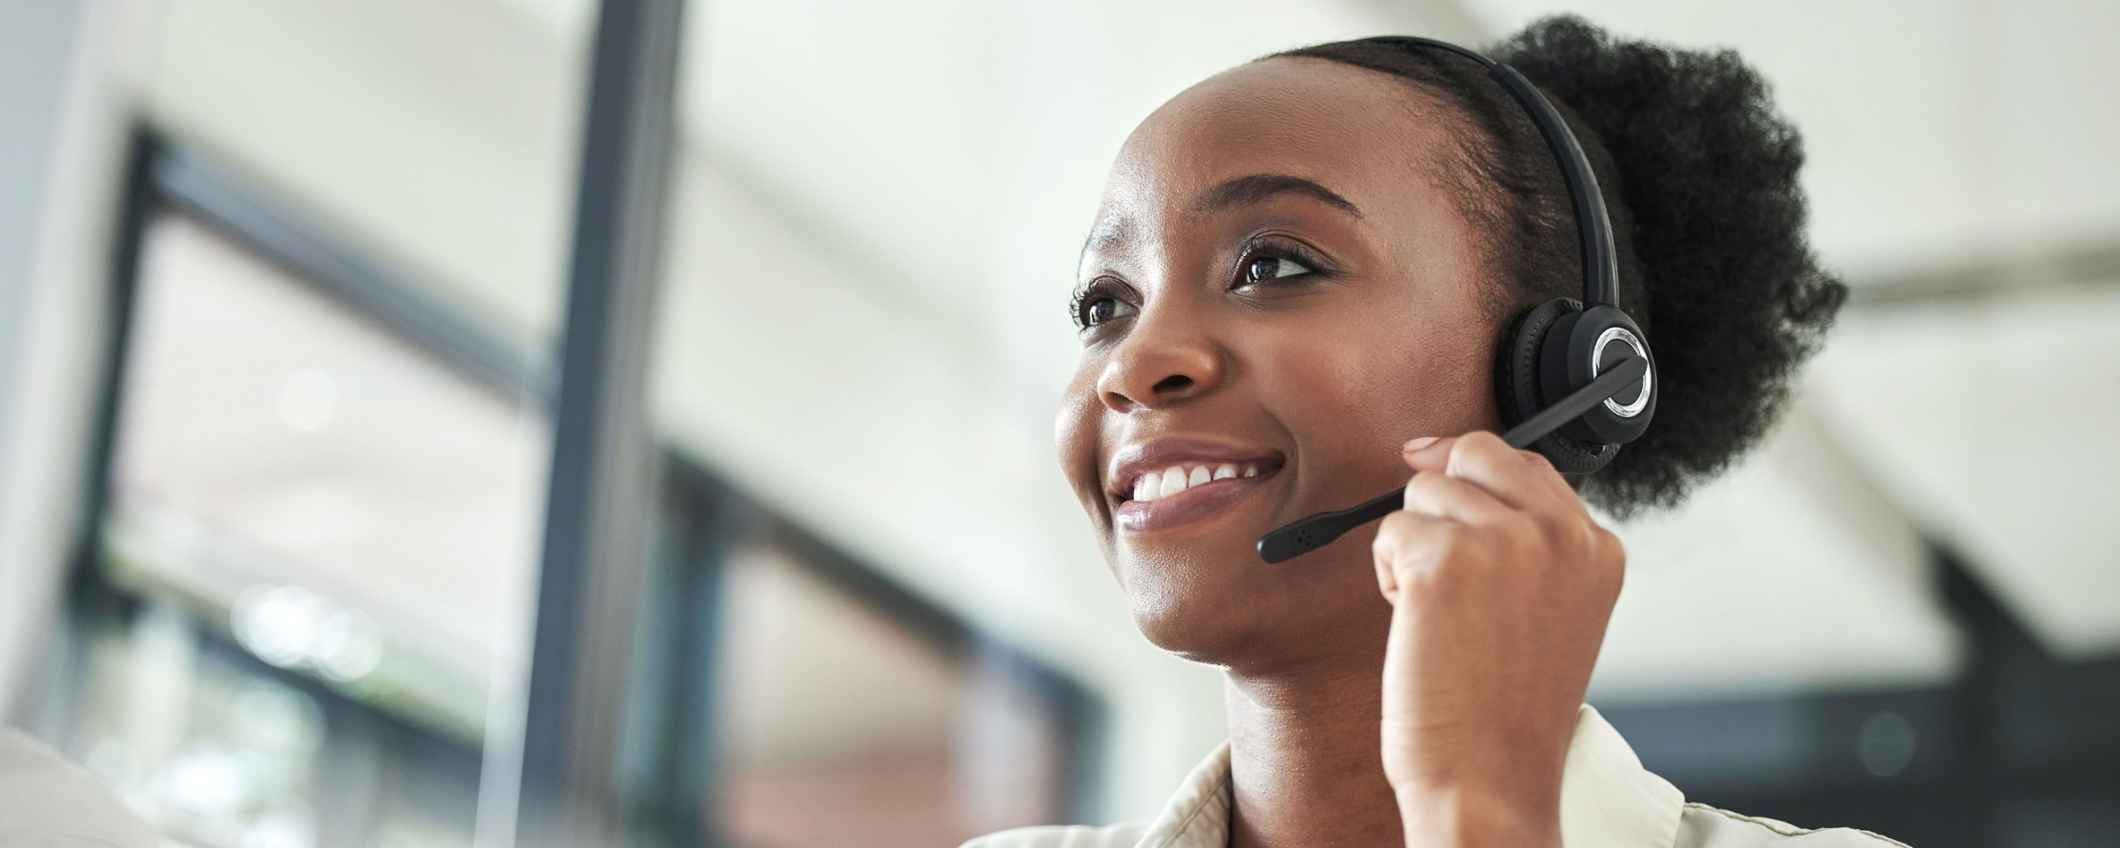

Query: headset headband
[1394,37,1619,310]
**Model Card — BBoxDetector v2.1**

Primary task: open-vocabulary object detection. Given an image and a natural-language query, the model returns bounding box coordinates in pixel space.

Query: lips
[1107,438,1285,533]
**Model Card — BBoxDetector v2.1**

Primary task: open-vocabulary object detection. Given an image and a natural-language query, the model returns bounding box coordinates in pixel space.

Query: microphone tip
[1256,530,1303,564]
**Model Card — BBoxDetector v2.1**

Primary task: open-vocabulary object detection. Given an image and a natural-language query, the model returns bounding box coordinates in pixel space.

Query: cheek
[1252,305,1497,486]
[1363,319,1499,437]
[1255,313,1492,449]
[1052,363,1106,512]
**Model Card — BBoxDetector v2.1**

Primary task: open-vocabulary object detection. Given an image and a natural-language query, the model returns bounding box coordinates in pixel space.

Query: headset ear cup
[1557,305,1656,446]
[1494,300,1568,428]
[1494,298,1618,475]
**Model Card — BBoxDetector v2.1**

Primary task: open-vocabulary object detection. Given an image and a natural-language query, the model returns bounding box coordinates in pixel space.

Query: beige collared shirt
[963,705,1908,848]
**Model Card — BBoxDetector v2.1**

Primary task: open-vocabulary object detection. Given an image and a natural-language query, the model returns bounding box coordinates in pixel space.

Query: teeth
[1130,462,1269,502]
[1157,467,1187,499]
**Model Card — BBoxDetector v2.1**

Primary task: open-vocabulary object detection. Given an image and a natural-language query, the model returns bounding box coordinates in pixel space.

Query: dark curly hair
[1269,14,1847,516]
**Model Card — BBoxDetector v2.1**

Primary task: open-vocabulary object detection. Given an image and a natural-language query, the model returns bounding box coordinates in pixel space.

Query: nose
[1095,307,1225,413]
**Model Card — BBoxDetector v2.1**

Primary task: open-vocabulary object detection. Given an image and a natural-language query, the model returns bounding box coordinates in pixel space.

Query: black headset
[1256,36,1657,563]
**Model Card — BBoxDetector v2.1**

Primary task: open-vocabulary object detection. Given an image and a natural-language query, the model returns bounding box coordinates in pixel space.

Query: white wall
[0,0,83,719]
[0,0,146,720]
[0,2,83,415]
[0,0,86,565]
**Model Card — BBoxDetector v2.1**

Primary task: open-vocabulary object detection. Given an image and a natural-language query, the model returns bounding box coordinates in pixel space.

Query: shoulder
[1676,802,1911,847]
[1568,705,1909,848]
[958,822,1148,848]
[0,729,159,847]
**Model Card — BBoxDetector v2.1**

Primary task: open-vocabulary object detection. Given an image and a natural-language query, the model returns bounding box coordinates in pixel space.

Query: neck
[1221,640,1403,848]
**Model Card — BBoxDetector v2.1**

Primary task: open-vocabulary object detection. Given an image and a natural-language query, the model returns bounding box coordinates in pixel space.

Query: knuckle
[1403,471,1442,512]
[1593,525,1626,589]
[1399,524,1459,585]
[1565,514,1599,556]
[1372,512,1418,563]
[1429,524,1489,571]
[1438,527,1514,590]
[1518,503,1575,552]
[1447,432,1501,473]
[1460,430,1506,452]
[1596,523,1625,561]
[1370,521,1399,561]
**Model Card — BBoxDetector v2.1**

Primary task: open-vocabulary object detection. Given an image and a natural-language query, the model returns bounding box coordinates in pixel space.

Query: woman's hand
[1375,432,1625,848]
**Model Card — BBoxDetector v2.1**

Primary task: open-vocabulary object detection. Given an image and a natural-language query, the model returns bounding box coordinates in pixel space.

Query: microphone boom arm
[1255,356,1648,564]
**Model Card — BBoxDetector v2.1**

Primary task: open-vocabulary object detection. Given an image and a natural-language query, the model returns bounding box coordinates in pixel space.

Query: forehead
[1093,57,1453,237]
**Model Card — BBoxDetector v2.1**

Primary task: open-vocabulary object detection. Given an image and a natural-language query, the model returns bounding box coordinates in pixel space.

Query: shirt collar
[1130,704,1684,848]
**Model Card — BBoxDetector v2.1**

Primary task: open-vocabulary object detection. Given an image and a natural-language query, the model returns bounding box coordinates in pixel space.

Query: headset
[1256,37,1657,564]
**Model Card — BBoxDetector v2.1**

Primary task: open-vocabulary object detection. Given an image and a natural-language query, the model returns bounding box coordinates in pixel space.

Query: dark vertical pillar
[483,0,684,844]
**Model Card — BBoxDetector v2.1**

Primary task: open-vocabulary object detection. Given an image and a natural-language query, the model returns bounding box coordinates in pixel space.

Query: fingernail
[1403,436,1439,453]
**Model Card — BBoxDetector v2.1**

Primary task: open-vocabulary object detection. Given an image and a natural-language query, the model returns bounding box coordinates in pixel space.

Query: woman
[967,15,1903,848]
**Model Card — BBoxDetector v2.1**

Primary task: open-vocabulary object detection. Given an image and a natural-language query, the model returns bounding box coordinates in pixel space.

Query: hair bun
[1493,15,1850,514]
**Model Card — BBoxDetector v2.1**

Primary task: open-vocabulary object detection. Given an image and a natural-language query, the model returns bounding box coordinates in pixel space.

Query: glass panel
[74,604,333,847]
[72,601,484,847]
[711,536,1071,845]
[108,212,550,732]
[74,208,549,841]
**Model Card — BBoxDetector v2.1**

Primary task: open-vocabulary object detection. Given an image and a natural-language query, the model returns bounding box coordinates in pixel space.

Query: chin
[1111,542,1263,662]
[1110,537,1387,668]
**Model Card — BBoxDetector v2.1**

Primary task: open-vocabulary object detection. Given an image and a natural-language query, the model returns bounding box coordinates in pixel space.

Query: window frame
[54,126,1105,845]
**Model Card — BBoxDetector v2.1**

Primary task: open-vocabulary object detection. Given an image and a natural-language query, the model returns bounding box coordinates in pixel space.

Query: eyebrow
[1194,173,1363,218]
[1081,217,1131,260]
[1076,173,1362,264]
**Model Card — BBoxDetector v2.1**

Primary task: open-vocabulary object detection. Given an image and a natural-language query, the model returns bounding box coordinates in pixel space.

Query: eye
[1080,295,1138,327]
[1238,252,1317,287]
[1070,283,1139,331]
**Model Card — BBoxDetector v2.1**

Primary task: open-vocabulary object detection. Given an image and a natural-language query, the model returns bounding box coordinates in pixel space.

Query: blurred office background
[1,0,2115,846]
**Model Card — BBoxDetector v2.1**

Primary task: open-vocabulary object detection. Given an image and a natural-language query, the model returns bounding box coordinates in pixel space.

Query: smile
[1114,465,1282,533]
[1108,443,1287,534]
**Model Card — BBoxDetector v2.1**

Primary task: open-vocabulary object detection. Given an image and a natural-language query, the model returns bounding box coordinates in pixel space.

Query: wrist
[1395,783,1559,848]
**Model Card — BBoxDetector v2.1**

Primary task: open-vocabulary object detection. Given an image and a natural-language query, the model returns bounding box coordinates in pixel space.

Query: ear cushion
[1494,299,1570,427]
[1494,298,1618,475]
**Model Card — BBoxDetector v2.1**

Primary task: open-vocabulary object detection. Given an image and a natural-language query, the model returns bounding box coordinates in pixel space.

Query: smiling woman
[973,14,1893,848]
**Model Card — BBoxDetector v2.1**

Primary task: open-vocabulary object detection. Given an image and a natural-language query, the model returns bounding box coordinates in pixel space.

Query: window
[711,531,1084,844]
[50,134,1099,847]
[105,210,548,742]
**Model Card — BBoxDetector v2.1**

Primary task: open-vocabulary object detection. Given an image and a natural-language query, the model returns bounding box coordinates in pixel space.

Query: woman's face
[1054,58,1503,667]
